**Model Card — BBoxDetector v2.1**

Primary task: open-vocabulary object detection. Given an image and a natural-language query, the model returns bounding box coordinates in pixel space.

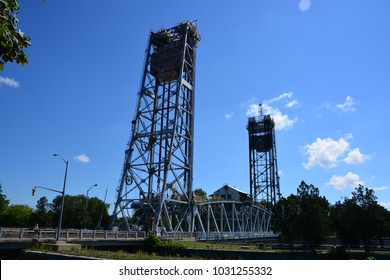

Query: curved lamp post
[87,184,98,199]
[86,183,98,212]
[53,153,68,241]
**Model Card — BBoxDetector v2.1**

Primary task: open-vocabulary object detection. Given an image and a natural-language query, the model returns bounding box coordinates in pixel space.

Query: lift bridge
[109,21,278,240]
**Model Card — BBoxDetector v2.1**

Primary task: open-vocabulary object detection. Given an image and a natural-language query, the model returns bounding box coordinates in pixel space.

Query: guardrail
[0,227,279,242]
[161,231,197,241]
[196,231,278,241]
[0,227,146,241]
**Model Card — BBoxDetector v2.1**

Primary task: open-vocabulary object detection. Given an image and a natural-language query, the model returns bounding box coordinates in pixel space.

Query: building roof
[213,184,248,195]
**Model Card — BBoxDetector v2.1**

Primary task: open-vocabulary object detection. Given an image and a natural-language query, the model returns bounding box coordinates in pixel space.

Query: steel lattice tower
[247,104,280,206]
[110,21,200,233]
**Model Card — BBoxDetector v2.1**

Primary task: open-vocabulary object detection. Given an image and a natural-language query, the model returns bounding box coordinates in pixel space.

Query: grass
[27,247,195,260]
[27,240,390,260]
[28,240,196,260]
[27,239,264,260]
[173,240,272,251]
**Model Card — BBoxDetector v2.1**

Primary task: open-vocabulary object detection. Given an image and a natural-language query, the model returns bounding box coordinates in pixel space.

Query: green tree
[51,195,87,228]
[352,185,378,246]
[193,188,208,201]
[370,203,390,247]
[0,204,33,226]
[0,0,31,70]
[0,184,10,213]
[30,196,55,227]
[272,181,330,248]
[296,181,330,247]
[271,195,300,245]
[51,194,110,229]
[330,199,360,246]
[86,196,110,229]
[331,185,390,248]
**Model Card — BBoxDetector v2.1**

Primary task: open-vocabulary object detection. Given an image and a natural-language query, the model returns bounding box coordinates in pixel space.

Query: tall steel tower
[110,21,200,232]
[247,104,280,206]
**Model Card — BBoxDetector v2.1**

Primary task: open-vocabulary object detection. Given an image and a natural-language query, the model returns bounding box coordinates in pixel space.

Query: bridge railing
[196,231,278,241]
[0,227,146,241]
[161,231,196,241]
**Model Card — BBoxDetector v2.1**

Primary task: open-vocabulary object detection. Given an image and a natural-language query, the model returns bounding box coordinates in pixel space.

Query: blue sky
[1,0,389,213]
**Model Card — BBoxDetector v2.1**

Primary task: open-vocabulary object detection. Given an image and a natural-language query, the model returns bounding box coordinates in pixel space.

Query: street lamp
[53,153,68,241]
[86,183,98,213]
[87,184,98,199]
[97,187,108,229]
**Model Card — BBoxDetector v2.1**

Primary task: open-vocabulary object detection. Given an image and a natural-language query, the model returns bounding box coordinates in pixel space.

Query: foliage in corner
[0,0,32,70]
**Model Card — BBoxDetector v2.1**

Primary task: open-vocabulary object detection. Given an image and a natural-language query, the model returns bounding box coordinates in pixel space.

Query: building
[212,184,249,201]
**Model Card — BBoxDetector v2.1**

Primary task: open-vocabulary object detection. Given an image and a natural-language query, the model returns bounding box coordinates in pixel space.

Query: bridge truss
[193,201,273,240]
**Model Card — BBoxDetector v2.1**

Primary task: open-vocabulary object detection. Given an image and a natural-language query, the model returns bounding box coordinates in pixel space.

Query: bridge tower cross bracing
[110,21,200,232]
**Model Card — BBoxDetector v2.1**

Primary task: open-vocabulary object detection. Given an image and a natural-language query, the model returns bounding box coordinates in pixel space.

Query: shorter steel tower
[247,104,280,206]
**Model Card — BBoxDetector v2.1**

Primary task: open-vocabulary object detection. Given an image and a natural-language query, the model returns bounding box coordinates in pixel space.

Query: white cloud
[285,99,299,108]
[371,186,389,192]
[336,96,356,112]
[303,137,350,169]
[326,172,364,192]
[0,76,20,88]
[263,103,297,130]
[268,92,293,104]
[246,103,261,117]
[344,133,354,140]
[74,153,91,163]
[379,201,390,210]
[299,0,312,12]
[303,136,369,169]
[343,148,369,164]
[246,92,298,130]
[224,113,234,120]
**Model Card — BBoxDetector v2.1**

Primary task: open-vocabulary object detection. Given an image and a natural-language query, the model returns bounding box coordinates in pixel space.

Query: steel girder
[193,200,273,240]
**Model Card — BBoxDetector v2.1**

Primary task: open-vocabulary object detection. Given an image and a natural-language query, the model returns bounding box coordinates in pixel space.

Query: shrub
[143,233,187,256]
[326,246,348,260]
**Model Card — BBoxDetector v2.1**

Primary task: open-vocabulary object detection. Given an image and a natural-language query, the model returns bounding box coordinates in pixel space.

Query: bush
[144,233,162,252]
[143,233,187,256]
[326,246,348,259]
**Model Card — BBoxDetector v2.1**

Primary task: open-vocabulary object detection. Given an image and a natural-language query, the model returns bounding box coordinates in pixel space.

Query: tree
[330,199,360,246]
[193,188,208,201]
[0,184,10,213]
[351,185,378,246]
[272,181,330,248]
[0,0,31,70]
[51,195,87,228]
[330,185,390,248]
[0,204,33,226]
[30,196,55,227]
[296,181,330,247]
[51,194,110,229]
[369,203,390,247]
[86,196,110,229]
[272,195,300,245]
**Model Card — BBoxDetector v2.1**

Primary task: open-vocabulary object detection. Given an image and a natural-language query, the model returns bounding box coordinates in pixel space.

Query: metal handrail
[0,227,146,241]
